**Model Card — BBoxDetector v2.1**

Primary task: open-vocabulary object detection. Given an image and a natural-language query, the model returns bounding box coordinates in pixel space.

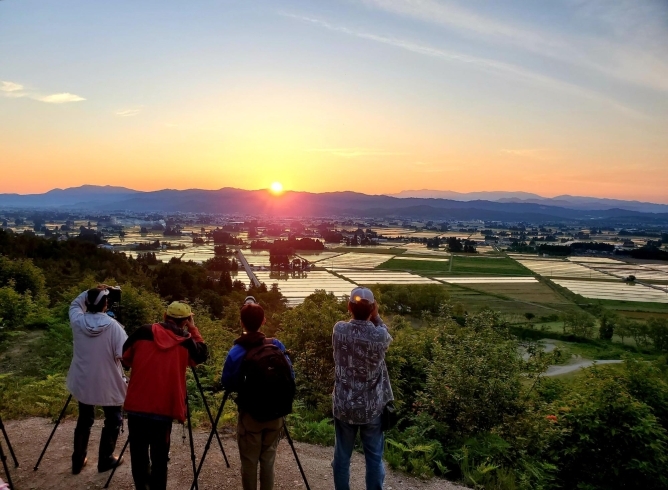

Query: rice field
[452,256,533,276]
[322,253,395,270]
[404,248,452,256]
[592,267,668,282]
[434,277,538,284]
[551,279,668,304]
[337,271,438,285]
[567,257,623,264]
[254,270,354,305]
[516,259,611,280]
[243,251,272,266]
[392,256,450,262]
[295,252,343,263]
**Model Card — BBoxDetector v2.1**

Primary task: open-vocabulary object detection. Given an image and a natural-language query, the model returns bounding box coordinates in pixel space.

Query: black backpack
[237,338,296,422]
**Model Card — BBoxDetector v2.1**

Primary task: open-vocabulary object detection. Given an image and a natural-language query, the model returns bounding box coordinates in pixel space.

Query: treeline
[537,242,615,256]
[0,229,276,320]
[211,230,243,245]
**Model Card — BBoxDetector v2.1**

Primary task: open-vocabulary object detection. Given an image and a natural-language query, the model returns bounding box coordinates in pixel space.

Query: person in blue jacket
[221,296,294,490]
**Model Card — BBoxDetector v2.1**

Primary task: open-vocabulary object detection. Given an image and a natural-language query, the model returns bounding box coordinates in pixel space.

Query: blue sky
[1,0,667,201]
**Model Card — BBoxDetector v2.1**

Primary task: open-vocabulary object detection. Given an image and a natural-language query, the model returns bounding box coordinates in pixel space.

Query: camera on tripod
[106,287,122,320]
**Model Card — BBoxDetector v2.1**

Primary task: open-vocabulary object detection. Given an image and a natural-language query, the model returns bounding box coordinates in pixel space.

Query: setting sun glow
[270,182,284,195]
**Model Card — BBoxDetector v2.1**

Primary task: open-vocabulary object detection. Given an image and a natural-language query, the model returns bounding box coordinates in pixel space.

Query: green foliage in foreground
[280,294,668,489]
[2,245,668,489]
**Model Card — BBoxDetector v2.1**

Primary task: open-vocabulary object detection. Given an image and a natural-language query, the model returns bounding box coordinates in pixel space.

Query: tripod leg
[190,368,230,468]
[0,416,18,468]
[103,436,129,489]
[34,394,72,471]
[190,391,228,490]
[282,418,311,490]
[0,439,14,490]
[186,396,199,490]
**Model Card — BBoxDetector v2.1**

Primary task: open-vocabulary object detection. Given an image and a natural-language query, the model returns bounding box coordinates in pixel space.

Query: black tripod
[34,393,72,471]
[106,369,230,489]
[0,415,18,490]
[190,396,311,490]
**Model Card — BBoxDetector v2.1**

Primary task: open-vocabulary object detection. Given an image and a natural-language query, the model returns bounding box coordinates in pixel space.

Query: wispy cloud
[1,81,25,95]
[36,93,86,104]
[1,80,85,103]
[283,14,646,119]
[359,0,668,92]
[115,108,142,117]
[305,148,405,158]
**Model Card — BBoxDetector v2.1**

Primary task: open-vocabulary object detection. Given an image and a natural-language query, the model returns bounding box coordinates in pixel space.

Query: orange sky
[1,0,667,203]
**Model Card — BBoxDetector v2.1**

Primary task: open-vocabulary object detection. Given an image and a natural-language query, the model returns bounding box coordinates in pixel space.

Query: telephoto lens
[107,286,122,304]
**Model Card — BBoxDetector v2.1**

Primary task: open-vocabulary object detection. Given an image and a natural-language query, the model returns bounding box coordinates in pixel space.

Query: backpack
[238,338,296,422]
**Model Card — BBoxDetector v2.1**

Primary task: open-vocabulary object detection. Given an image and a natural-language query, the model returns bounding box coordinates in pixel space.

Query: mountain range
[391,190,668,214]
[0,186,667,224]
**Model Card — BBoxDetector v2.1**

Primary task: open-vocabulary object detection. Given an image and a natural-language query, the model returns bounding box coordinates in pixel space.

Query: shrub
[0,283,40,332]
[553,366,668,489]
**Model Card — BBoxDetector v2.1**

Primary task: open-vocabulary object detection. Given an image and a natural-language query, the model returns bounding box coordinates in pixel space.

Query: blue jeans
[332,415,385,490]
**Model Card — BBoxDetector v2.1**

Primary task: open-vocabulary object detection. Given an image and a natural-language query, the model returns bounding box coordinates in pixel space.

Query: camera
[107,286,122,304]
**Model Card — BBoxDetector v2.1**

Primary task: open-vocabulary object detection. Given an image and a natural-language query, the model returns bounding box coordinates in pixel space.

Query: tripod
[34,394,72,471]
[0,415,18,490]
[106,369,230,489]
[190,396,311,490]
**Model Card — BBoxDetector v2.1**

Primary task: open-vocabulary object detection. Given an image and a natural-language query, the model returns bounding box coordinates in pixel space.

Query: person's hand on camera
[97,283,109,290]
[370,302,382,325]
[184,314,195,332]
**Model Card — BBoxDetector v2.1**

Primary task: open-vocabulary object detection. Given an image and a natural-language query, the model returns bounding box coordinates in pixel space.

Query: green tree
[0,255,46,299]
[0,283,39,332]
[648,318,668,353]
[598,311,617,340]
[279,290,348,414]
[563,311,595,339]
[553,366,668,489]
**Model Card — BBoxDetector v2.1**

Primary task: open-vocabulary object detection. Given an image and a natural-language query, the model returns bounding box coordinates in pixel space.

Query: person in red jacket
[122,301,208,490]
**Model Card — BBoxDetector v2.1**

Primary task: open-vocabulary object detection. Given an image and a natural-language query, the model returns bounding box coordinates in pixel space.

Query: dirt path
[545,359,622,377]
[2,418,466,490]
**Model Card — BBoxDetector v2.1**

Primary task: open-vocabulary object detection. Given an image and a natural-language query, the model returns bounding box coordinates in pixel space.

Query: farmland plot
[434,277,537,284]
[322,253,395,270]
[567,257,623,264]
[393,256,450,262]
[254,270,354,305]
[593,267,668,282]
[338,271,438,285]
[551,279,668,303]
[244,251,272,266]
[517,260,611,279]
[295,252,343,263]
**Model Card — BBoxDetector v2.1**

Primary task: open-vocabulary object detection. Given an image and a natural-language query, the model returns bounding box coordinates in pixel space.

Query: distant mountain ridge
[0,185,667,223]
[392,189,668,214]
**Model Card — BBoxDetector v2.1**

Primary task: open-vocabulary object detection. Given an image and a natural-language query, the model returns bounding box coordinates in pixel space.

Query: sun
[270,182,284,195]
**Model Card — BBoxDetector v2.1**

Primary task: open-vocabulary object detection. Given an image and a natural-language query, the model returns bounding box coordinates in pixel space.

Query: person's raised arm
[184,316,208,366]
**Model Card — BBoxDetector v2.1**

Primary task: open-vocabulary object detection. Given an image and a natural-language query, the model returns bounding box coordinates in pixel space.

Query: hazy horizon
[1,0,667,201]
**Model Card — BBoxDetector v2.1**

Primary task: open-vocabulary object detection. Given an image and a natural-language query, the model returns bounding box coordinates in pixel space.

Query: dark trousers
[128,414,173,490]
[74,403,122,466]
[76,403,123,432]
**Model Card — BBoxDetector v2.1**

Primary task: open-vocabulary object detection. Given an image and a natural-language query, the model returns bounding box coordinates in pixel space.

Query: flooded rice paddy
[336,271,438,285]
[253,270,354,306]
[551,279,668,303]
[322,253,396,270]
[435,277,538,284]
[517,259,612,280]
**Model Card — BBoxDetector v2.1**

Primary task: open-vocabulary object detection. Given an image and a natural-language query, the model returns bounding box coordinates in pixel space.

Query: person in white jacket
[66,284,128,474]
